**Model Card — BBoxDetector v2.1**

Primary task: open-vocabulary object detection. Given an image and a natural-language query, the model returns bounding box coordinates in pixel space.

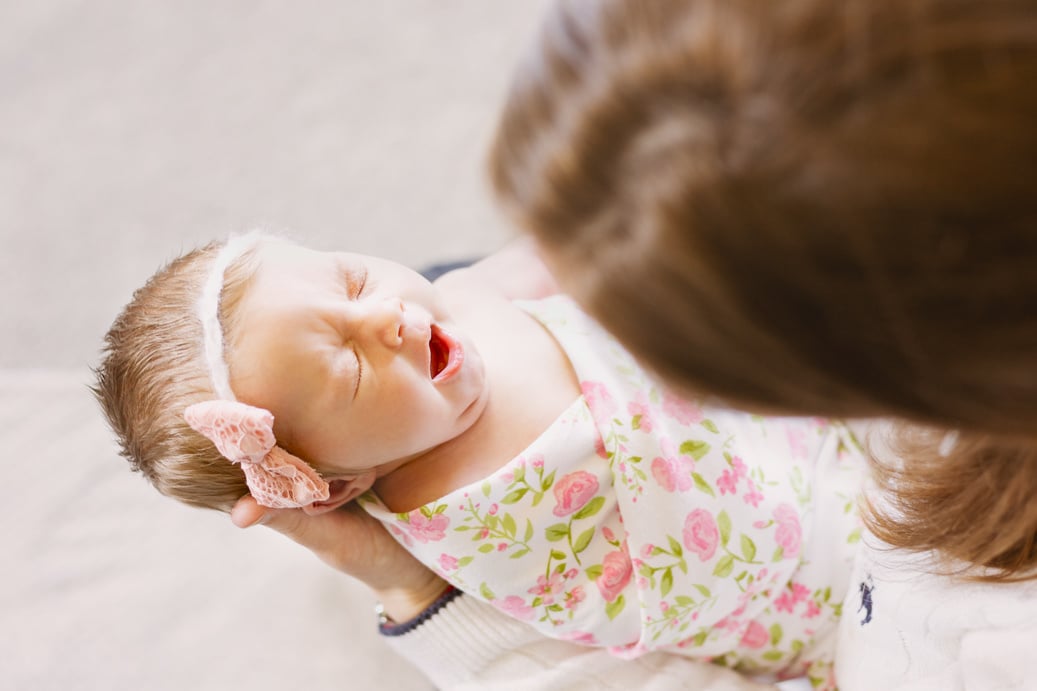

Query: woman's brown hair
[490,0,1037,579]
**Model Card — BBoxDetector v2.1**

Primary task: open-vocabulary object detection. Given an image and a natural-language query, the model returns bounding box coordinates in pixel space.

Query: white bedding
[3,369,433,691]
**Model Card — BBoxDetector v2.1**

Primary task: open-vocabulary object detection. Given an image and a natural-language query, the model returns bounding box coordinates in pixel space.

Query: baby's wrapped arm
[232,496,786,690]
[383,593,789,690]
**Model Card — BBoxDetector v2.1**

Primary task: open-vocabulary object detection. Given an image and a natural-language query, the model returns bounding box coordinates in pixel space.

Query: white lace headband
[189,232,334,509]
[197,233,265,400]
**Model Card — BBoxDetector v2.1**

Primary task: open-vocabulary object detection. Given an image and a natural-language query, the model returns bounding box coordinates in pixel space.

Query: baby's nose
[368,297,405,348]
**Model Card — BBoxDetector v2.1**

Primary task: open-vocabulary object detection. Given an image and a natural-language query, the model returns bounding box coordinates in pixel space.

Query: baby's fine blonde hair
[94,241,261,512]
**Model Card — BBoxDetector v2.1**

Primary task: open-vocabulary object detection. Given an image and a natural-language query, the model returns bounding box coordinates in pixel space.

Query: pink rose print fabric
[402,511,450,543]
[596,549,633,602]
[552,471,599,517]
[360,297,865,689]
[683,509,720,561]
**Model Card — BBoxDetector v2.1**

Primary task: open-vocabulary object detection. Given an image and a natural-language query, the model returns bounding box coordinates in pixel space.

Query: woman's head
[490,0,1037,578]
[491,0,1037,435]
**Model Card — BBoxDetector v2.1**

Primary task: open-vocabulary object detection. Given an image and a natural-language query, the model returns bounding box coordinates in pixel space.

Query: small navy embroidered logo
[857,574,874,625]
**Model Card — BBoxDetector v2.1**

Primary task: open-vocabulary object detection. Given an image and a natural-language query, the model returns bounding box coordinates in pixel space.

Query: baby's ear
[301,472,376,515]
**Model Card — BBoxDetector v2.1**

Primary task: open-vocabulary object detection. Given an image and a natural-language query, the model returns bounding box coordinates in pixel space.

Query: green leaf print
[510,548,530,559]
[660,569,674,597]
[667,535,683,557]
[680,440,712,460]
[712,554,735,578]
[585,564,603,580]
[762,651,784,662]
[481,481,492,497]
[573,496,605,520]
[692,473,716,498]
[740,534,757,562]
[524,519,534,543]
[501,488,528,504]
[770,623,783,646]
[478,543,495,554]
[502,513,517,538]
[605,594,626,621]
[546,524,569,542]
[701,419,719,434]
[694,584,712,598]
[480,582,496,600]
[718,511,732,547]
[573,528,595,554]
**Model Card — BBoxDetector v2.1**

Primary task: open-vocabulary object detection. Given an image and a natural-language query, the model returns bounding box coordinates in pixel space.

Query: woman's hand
[231,496,449,622]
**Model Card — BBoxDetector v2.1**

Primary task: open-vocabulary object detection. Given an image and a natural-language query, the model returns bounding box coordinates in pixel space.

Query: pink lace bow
[184,400,330,508]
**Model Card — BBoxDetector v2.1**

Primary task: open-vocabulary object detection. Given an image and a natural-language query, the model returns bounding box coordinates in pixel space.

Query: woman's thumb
[230,495,268,528]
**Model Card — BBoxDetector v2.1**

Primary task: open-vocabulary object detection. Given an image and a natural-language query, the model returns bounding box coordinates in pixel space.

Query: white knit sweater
[384,593,817,690]
[836,533,1037,690]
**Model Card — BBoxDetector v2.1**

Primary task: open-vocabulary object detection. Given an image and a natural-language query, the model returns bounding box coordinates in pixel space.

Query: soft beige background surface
[1,2,548,689]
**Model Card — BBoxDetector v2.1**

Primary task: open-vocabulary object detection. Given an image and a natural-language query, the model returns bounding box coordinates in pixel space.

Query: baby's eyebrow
[334,257,366,295]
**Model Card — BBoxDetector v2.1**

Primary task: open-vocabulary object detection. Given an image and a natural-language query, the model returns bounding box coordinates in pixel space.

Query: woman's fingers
[230,494,353,560]
[228,495,427,592]
[229,495,450,621]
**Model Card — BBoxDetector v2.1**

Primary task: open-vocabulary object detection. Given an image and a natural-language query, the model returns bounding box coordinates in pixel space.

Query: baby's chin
[455,342,491,425]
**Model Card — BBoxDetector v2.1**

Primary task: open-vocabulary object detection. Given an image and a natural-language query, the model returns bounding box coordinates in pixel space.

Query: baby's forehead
[254,242,366,273]
[245,243,339,288]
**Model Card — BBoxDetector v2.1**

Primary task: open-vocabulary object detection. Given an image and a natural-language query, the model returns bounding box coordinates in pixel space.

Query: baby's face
[227,241,489,477]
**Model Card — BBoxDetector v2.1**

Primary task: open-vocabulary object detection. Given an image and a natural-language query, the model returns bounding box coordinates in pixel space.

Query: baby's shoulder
[433,241,560,302]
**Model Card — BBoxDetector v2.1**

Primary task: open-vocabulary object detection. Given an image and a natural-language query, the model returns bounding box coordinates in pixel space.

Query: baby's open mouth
[428,324,464,382]
[429,325,449,379]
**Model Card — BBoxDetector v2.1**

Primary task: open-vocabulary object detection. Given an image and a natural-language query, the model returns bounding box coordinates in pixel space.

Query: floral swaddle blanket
[361,296,863,686]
